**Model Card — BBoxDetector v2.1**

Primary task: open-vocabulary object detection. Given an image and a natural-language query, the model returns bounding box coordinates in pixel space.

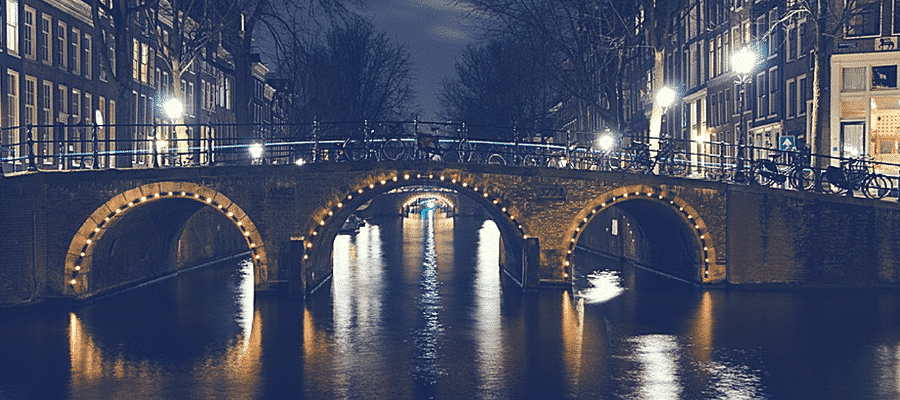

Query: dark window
[872,65,898,89]
[846,0,881,37]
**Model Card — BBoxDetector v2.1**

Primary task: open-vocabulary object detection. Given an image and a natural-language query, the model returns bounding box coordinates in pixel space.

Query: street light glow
[598,134,616,151]
[162,98,184,120]
[731,47,757,76]
[249,143,264,159]
[656,86,677,109]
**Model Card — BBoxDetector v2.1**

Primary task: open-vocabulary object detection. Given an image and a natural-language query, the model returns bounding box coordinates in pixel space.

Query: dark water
[1,212,900,399]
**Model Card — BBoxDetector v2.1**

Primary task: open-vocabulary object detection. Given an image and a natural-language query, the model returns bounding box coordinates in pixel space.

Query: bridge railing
[2,120,900,200]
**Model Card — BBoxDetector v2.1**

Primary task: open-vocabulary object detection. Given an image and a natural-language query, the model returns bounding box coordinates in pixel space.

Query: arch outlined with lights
[64,181,269,295]
[301,170,527,266]
[562,184,722,283]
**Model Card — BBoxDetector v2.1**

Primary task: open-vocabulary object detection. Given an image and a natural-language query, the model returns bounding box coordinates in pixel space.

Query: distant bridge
[2,121,900,305]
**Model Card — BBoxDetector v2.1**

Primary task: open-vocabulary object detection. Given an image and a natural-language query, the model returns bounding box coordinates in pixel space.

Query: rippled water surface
[1,213,899,399]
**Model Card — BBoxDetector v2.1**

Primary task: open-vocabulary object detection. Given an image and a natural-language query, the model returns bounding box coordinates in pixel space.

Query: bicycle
[655,135,689,177]
[820,155,894,199]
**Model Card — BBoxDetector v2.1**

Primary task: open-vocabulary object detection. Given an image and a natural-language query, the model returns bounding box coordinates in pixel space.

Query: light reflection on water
[2,215,900,398]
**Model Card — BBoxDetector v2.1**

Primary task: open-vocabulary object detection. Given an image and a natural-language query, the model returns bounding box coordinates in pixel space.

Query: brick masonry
[2,161,900,305]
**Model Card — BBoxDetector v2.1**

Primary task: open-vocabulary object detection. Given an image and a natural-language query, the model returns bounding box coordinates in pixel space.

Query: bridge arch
[563,184,723,284]
[65,181,269,297]
[301,170,528,292]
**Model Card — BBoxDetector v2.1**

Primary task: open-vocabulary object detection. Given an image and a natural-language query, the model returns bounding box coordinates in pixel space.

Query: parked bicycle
[751,147,816,191]
[655,135,689,177]
[820,155,894,199]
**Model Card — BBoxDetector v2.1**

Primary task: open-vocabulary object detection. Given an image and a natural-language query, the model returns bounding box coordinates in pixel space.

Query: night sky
[352,0,483,120]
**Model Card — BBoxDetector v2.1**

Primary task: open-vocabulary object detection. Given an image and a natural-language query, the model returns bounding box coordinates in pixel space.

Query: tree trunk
[810,1,831,169]
[647,49,665,149]
[112,9,135,168]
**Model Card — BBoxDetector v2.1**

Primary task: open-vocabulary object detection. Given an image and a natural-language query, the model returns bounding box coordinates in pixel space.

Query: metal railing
[2,120,899,201]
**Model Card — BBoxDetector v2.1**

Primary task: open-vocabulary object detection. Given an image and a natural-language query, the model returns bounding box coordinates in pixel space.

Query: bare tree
[439,37,565,138]
[277,19,416,123]
[216,0,363,128]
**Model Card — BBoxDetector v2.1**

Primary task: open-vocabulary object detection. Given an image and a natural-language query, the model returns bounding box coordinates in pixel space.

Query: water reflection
[577,270,625,304]
[67,259,261,399]
[415,208,444,385]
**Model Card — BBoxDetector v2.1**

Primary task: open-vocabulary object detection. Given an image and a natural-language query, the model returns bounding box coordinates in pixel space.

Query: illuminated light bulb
[523,235,528,239]
[358,189,364,194]
[206,198,212,203]
[659,195,664,199]
[570,238,575,242]
[348,195,353,200]
[255,255,260,259]
[128,202,134,207]
[583,218,588,222]
[704,247,708,251]
[307,243,313,248]
[416,174,421,178]
[75,266,81,271]
[319,220,325,225]
[564,273,569,278]
[576,227,580,232]
[623,193,628,198]
[337,203,343,208]
[462,182,468,187]
[140,196,147,202]
[473,187,478,191]
[705,258,710,262]
[244,232,250,236]
[369,184,374,189]
[303,255,309,260]
[227,212,234,217]
[169,192,174,196]
[380,180,386,185]
[565,261,570,266]
[679,207,684,211]
[85,239,92,244]
[429,174,433,179]
[237,221,243,226]
[493,199,499,204]
[601,203,606,207]
[700,235,705,239]
[440,176,445,180]
[104,217,110,221]
[392,176,398,181]
[483,193,488,198]
[251,243,256,248]
[312,231,317,236]
[501,207,507,212]
[70,279,77,285]
[452,179,457,184]
[695,225,700,229]
[328,211,333,216]
[154,193,160,198]
[79,252,85,256]
[404,174,410,180]
[194,194,199,198]
[94,228,100,232]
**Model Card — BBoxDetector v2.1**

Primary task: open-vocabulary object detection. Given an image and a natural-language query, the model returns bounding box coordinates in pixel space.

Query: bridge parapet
[2,160,900,306]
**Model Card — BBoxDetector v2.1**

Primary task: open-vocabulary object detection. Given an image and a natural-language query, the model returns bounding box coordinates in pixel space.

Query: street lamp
[656,86,678,137]
[162,97,184,165]
[249,142,264,163]
[731,46,757,182]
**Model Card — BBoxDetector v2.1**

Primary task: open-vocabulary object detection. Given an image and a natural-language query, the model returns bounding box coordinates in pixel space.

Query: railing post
[26,124,37,171]
[206,123,214,166]
[312,119,319,163]
[91,122,99,169]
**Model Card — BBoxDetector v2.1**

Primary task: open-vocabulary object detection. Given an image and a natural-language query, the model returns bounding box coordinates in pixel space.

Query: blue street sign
[779,135,796,151]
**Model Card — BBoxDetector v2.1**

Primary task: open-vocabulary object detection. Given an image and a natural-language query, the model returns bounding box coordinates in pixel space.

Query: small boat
[338,214,365,235]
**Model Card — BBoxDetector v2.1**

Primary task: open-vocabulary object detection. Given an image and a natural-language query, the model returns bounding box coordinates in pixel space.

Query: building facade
[1,0,277,171]
[620,0,898,172]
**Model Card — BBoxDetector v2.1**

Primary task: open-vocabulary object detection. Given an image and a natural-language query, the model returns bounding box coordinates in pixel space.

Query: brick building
[1,0,277,170]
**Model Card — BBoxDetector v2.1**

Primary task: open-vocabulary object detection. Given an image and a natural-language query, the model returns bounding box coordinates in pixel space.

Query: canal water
[1,211,899,399]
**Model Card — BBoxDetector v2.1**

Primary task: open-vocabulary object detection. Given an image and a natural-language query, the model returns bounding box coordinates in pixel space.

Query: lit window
[846,0,881,37]
[871,65,898,89]
[6,0,18,54]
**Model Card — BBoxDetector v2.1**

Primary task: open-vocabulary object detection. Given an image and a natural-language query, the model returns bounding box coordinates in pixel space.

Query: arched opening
[302,172,527,295]
[65,182,269,298]
[564,186,720,300]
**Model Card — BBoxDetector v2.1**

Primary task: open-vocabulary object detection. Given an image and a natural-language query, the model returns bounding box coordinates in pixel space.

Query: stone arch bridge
[2,160,900,305]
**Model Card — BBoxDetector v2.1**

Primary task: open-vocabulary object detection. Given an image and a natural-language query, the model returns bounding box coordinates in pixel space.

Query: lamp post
[162,98,183,165]
[656,86,677,137]
[731,46,757,182]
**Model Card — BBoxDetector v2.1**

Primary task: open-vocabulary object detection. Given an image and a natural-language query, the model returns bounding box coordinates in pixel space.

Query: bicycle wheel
[381,137,406,161]
[789,167,816,191]
[863,174,894,199]
[629,156,652,174]
[487,153,506,165]
[664,154,689,177]
[607,151,631,171]
[342,139,366,161]
[523,154,542,167]
[751,164,775,186]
